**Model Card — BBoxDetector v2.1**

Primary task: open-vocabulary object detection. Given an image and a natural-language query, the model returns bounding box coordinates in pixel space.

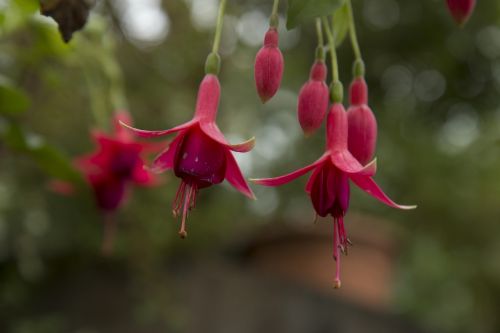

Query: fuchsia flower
[297,60,329,135]
[254,28,284,103]
[121,74,255,238]
[76,112,154,213]
[347,77,377,165]
[446,0,476,26]
[252,104,415,288]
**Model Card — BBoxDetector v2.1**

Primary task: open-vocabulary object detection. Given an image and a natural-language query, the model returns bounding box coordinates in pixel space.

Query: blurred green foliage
[0,0,500,333]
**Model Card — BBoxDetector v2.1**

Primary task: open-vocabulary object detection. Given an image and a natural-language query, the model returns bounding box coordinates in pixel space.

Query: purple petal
[350,174,417,210]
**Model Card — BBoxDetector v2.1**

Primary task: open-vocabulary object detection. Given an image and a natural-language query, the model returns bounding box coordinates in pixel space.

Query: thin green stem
[212,0,228,54]
[322,16,338,83]
[315,18,324,47]
[272,0,280,17]
[346,0,362,61]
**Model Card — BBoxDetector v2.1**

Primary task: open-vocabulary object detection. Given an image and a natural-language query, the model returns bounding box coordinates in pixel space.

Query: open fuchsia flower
[252,103,416,288]
[347,76,377,165]
[121,74,255,238]
[297,60,329,135]
[76,112,154,212]
[51,111,157,254]
[446,0,476,26]
[254,27,284,103]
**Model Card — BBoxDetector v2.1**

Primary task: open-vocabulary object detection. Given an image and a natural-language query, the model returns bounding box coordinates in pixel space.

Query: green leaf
[332,3,349,47]
[1,123,82,183]
[286,0,345,30]
[0,78,30,115]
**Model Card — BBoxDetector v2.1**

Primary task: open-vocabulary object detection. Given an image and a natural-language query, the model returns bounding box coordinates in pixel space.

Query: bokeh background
[1,0,500,332]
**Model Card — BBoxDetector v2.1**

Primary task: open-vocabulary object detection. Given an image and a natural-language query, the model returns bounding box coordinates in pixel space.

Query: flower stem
[206,0,227,75]
[269,0,280,27]
[322,16,343,103]
[316,18,324,47]
[322,17,338,83]
[212,0,228,54]
[315,18,325,60]
[346,0,365,77]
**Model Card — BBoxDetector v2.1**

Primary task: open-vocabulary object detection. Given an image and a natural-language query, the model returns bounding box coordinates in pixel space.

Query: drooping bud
[254,28,284,103]
[347,77,377,165]
[446,0,476,26]
[297,60,329,135]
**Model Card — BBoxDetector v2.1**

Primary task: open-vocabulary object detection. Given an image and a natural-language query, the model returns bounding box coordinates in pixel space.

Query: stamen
[333,219,342,288]
[179,183,191,239]
[179,182,202,238]
[189,184,198,210]
[173,181,187,217]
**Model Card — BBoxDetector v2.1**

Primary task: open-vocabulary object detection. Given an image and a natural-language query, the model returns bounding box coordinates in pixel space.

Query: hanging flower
[254,27,284,103]
[121,74,255,238]
[252,103,415,288]
[347,77,377,165]
[76,112,154,212]
[49,111,156,254]
[446,0,476,26]
[297,60,329,135]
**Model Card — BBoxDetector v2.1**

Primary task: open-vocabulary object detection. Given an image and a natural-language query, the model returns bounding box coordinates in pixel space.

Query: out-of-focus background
[1,0,500,332]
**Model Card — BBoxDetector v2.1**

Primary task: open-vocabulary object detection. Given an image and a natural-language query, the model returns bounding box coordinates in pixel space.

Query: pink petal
[349,174,417,210]
[150,133,185,174]
[252,155,328,187]
[224,151,255,199]
[132,164,154,185]
[120,119,198,138]
[200,121,255,153]
[331,150,377,176]
[305,164,322,193]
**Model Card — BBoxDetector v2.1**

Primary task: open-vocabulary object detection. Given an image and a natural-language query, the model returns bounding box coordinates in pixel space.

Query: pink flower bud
[347,77,377,165]
[297,60,329,135]
[254,28,284,103]
[446,0,476,26]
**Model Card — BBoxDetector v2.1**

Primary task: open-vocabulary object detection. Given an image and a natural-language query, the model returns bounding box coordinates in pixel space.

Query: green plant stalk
[322,16,339,83]
[212,0,228,54]
[316,18,324,48]
[347,0,362,62]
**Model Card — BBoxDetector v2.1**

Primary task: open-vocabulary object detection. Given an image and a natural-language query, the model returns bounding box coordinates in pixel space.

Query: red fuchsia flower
[347,77,377,165]
[446,0,476,26]
[297,60,329,136]
[121,74,255,238]
[252,104,415,288]
[254,27,284,103]
[76,112,154,212]
[50,111,156,254]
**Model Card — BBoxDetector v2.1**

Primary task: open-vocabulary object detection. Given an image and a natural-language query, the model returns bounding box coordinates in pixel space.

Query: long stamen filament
[333,219,342,289]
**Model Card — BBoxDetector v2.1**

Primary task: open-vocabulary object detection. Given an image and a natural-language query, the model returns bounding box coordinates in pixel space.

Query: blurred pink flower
[446,0,476,25]
[122,74,255,238]
[76,112,155,212]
